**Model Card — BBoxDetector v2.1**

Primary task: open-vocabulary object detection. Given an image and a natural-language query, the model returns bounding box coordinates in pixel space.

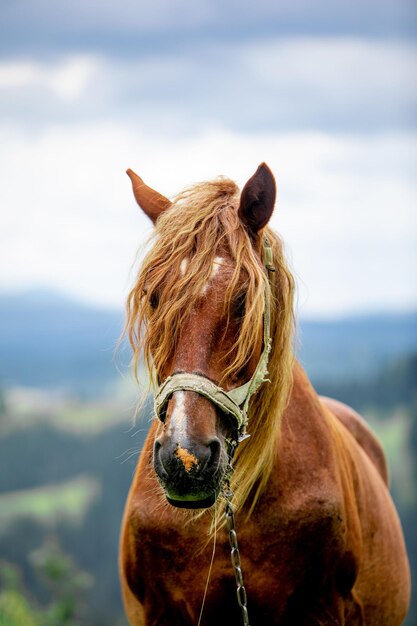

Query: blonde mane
[125,177,295,516]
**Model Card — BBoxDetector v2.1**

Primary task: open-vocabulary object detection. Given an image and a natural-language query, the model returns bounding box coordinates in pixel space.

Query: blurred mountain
[0,289,416,393]
[0,289,124,396]
[299,312,417,383]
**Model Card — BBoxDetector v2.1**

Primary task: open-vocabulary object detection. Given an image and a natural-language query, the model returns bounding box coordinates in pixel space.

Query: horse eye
[233,292,246,319]
[149,292,159,310]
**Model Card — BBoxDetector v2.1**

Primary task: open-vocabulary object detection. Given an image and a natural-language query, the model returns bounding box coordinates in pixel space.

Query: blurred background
[0,1,416,625]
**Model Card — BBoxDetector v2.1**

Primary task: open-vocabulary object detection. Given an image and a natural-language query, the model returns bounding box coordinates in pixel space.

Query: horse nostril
[154,440,169,478]
[205,438,221,473]
[154,440,162,458]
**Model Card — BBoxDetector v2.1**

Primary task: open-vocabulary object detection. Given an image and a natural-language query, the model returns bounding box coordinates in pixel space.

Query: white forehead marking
[168,391,188,443]
[212,256,224,277]
[180,258,189,276]
[201,256,224,295]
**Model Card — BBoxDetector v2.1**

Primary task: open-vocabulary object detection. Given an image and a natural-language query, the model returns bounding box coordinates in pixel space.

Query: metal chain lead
[224,441,250,626]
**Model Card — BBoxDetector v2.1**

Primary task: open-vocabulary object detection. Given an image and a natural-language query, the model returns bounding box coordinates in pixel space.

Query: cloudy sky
[0,0,416,317]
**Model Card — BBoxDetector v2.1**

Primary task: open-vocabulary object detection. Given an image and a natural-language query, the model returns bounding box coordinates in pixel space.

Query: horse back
[319,396,389,485]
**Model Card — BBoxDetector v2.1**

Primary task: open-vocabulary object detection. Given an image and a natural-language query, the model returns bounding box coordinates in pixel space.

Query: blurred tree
[0,537,92,626]
[0,562,40,626]
[316,353,417,414]
[29,536,93,626]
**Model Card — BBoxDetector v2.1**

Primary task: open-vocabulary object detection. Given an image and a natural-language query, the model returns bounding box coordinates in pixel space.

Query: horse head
[126,164,279,509]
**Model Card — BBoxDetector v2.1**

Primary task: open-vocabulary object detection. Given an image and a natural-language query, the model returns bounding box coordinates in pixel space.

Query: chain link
[224,441,250,626]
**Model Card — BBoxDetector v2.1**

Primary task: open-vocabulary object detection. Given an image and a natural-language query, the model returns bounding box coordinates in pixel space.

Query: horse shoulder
[236,385,361,623]
[272,365,404,616]
[259,372,362,599]
[320,395,389,484]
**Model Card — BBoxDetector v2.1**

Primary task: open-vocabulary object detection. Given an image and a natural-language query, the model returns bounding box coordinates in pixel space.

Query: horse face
[127,163,277,508]
[153,253,263,508]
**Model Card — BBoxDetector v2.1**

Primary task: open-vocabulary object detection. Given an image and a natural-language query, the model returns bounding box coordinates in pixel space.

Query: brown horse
[120,164,410,625]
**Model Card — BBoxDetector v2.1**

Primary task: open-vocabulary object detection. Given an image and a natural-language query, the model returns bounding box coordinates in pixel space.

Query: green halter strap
[154,238,274,436]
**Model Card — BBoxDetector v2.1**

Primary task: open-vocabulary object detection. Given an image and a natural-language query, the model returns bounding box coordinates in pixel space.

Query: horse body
[121,363,409,625]
[120,165,410,625]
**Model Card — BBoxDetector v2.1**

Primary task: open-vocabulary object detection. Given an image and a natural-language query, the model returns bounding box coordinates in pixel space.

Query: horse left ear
[238,163,276,235]
[126,168,172,224]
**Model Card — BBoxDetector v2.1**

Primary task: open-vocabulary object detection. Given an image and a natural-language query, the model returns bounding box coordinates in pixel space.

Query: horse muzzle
[153,436,225,508]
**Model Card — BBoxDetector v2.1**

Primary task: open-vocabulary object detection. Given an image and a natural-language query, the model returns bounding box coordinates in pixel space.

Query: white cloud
[0,122,415,317]
[0,56,100,101]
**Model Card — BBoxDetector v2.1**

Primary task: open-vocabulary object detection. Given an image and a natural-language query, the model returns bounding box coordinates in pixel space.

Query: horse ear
[238,163,276,235]
[126,169,172,223]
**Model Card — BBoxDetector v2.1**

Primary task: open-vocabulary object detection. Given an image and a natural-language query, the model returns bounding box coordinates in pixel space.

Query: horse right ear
[126,169,172,224]
[238,163,276,236]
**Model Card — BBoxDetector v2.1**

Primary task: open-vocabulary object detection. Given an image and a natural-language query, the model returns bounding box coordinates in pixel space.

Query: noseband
[154,239,274,439]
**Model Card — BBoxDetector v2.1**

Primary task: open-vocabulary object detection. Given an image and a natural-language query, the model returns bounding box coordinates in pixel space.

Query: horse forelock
[124,176,295,516]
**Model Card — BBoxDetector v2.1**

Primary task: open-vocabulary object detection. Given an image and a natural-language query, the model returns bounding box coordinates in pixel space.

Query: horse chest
[125,484,348,626]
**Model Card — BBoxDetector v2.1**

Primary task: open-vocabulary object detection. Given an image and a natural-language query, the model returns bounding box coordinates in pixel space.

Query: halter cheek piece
[153,239,274,439]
